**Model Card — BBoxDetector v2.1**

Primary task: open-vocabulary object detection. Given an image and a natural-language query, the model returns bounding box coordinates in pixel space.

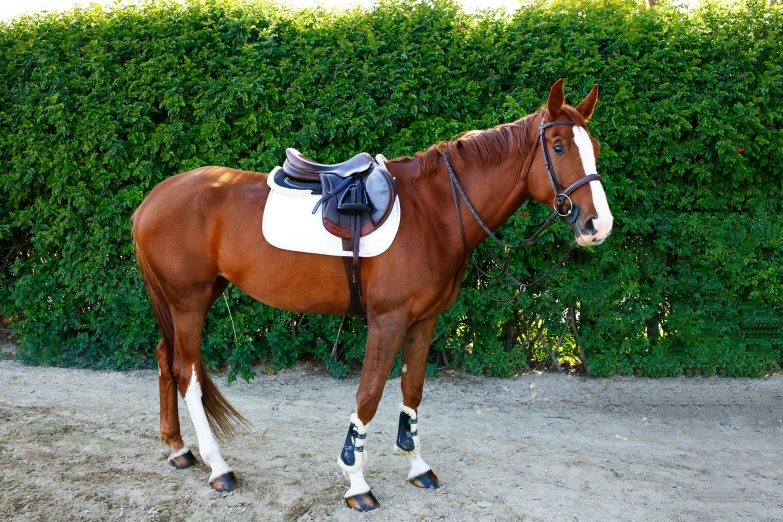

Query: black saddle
[283,148,375,182]
[277,149,397,320]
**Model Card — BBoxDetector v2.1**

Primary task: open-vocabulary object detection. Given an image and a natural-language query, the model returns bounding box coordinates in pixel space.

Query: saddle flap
[320,166,396,239]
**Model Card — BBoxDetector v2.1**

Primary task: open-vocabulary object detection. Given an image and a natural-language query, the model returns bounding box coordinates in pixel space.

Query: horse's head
[527,80,613,246]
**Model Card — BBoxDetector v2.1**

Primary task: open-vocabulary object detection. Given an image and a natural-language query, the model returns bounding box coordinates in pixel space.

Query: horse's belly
[219,232,352,316]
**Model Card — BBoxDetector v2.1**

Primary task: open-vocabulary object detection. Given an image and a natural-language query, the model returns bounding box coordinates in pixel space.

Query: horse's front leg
[396,315,441,489]
[338,313,409,512]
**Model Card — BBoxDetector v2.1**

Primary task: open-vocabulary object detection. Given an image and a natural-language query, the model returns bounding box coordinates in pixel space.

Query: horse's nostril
[585,218,597,235]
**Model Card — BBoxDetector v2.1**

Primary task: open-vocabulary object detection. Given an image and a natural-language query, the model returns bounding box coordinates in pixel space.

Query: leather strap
[341,207,368,320]
[342,256,367,319]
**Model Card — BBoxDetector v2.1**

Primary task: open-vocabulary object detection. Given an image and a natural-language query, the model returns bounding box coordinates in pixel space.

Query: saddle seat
[284,148,375,182]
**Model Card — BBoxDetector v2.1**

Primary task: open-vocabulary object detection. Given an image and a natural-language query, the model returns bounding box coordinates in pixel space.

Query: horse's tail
[134,240,175,357]
[134,236,248,440]
[196,358,250,440]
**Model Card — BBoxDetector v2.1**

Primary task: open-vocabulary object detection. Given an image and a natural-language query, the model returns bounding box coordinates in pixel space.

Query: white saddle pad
[262,166,401,258]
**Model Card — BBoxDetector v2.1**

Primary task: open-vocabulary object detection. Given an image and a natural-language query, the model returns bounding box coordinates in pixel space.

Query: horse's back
[133,167,272,283]
[136,165,268,217]
[134,166,269,236]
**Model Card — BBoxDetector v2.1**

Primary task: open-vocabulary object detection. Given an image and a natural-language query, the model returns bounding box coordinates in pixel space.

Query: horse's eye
[554,144,565,155]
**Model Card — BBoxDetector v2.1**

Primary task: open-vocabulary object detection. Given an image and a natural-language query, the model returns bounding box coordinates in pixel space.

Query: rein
[444,115,603,302]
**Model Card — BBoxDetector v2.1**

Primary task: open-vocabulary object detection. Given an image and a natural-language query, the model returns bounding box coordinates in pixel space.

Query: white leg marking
[345,468,371,497]
[184,364,231,482]
[407,454,432,479]
[168,446,191,460]
[573,126,613,244]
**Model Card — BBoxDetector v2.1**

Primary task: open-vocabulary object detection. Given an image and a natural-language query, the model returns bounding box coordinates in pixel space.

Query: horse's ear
[547,79,565,119]
[576,84,599,121]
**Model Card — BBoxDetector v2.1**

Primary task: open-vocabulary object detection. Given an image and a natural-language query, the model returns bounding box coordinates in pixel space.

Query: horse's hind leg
[157,279,229,470]
[157,340,197,469]
[397,316,440,489]
[338,314,409,512]
[170,281,242,492]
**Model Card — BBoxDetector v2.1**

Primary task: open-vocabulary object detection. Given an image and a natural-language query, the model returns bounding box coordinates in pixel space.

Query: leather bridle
[444,113,605,302]
[536,118,603,224]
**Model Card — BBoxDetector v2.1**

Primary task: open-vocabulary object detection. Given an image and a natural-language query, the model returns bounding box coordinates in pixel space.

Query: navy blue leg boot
[394,404,440,489]
[338,413,379,511]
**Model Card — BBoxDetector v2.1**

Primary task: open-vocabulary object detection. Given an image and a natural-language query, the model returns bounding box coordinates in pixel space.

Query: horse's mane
[391,106,586,181]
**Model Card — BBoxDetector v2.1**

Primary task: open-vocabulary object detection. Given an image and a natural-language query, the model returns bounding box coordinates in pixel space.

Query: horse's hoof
[345,490,380,512]
[168,450,197,469]
[409,469,440,489]
[210,471,238,493]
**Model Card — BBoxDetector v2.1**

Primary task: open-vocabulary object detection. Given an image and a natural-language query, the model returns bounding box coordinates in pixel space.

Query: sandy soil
[1,360,781,522]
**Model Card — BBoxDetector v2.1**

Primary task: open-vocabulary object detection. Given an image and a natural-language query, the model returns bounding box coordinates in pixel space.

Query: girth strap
[341,190,368,320]
[343,206,367,316]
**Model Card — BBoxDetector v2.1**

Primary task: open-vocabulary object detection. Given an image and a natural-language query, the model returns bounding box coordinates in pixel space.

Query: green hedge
[1,0,781,379]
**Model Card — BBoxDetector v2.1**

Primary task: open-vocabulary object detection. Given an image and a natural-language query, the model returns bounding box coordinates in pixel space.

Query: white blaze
[184,365,232,481]
[572,126,613,244]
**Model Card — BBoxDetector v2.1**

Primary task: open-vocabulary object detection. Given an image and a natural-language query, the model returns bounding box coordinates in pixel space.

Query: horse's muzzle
[576,214,612,246]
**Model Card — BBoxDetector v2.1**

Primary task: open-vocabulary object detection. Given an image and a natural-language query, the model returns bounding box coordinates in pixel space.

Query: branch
[331,316,346,361]
[440,349,449,368]
[548,326,566,374]
[568,305,589,376]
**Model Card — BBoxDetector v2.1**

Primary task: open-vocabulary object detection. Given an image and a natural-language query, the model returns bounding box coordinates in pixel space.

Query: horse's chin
[576,235,605,247]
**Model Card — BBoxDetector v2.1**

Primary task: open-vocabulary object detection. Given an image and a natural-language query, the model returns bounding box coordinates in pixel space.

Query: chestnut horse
[132,80,613,511]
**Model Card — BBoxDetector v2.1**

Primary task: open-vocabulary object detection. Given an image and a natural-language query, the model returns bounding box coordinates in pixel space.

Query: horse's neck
[385,121,535,266]
[444,151,531,253]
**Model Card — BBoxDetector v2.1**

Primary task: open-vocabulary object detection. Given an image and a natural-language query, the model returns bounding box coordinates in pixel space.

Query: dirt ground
[1,359,781,522]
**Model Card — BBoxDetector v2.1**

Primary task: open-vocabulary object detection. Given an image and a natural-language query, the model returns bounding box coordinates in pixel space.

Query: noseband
[443,115,605,302]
